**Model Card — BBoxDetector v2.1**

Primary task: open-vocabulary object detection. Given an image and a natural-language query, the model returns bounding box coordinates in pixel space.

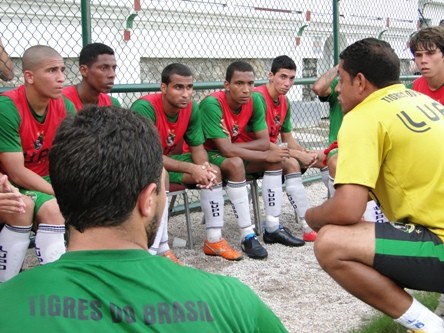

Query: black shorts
[374,222,444,292]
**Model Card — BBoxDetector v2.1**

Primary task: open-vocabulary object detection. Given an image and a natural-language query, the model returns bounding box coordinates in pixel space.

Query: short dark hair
[339,38,400,89]
[409,26,444,55]
[225,61,255,82]
[270,55,296,74]
[79,43,115,67]
[161,63,193,85]
[49,105,163,232]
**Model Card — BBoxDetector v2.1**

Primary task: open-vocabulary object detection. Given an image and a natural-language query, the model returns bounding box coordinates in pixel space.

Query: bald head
[22,45,62,72]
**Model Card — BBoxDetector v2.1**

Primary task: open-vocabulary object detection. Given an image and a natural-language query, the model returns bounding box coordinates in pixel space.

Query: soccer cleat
[161,250,183,265]
[263,225,305,247]
[203,238,243,261]
[303,230,317,242]
[241,234,268,259]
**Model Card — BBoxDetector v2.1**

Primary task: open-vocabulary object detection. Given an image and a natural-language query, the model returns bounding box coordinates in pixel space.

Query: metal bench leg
[251,179,262,235]
[168,194,177,216]
[182,191,193,249]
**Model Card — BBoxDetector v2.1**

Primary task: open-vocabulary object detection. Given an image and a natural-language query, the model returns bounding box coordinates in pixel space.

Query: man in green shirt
[200,61,305,260]
[63,42,121,111]
[0,45,75,281]
[131,63,242,261]
[312,65,387,223]
[0,105,288,333]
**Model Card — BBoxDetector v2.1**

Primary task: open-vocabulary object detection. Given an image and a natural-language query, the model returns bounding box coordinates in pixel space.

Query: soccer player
[0,105,288,332]
[200,60,305,260]
[131,63,243,261]
[409,25,444,321]
[409,26,444,103]
[306,38,444,332]
[312,65,387,223]
[63,42,120,111]
[312,65,342,196]
[0,172,34,281]
[0,45,76,274]
[254,55,317,241]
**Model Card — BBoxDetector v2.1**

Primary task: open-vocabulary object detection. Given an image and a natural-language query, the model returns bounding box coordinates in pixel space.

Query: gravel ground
[23,181,376,333]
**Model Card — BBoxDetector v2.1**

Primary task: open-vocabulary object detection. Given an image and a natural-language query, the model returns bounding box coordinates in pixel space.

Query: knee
[313,225,341,270]
[284,157,301,173]
[221,157,245,179]
[37,199,64,225]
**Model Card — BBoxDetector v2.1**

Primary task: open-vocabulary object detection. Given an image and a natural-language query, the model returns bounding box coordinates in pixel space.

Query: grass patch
[348,292,440,333]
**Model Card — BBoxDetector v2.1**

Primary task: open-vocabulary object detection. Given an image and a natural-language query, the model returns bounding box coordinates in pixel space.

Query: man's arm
[201,95,288,162]
[281,132,318,168]
[233,128,270,151]
[312,65,338,98]
[0,152,54,195]
[163,149,216,188]
[305,183,368,231]
[213,133,287,163]
[0,39,13,81]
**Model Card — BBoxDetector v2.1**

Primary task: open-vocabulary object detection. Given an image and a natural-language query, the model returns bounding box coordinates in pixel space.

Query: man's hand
[295,150,318,168]
[192,162,218,189]
[265,146,289,162]
[0,174,26,214]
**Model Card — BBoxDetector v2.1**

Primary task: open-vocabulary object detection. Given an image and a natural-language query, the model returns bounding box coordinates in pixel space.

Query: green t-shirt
[200,93,267,142]
[110,96,121,107]
[253,91,293,133]
[319,79,343,144]
[0,96,76,152]
[131,99,204,147]
[0,250,288,332]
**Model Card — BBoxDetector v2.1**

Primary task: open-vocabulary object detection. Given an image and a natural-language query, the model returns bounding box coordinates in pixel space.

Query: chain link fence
[1,0,441,210]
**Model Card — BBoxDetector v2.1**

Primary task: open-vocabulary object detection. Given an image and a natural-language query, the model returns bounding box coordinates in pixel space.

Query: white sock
[328,175,336,197]
[158,200,170,254]
[285,172,314,234]
[363,200,389,223]
[149,194,168,255]
[226,180,255,239]
[201,184,224,243]
[35,224,66,265]
[435,294,444,318]
[285,172,309,219]
[300,218,314,234]
[320,167,329,189]
[395,298,444,332]
[0,224,32,282]
[262,170,283,223]
[264,215,280,233]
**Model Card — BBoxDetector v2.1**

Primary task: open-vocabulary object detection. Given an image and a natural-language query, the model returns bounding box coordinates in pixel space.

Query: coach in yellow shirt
[307,38,444,333]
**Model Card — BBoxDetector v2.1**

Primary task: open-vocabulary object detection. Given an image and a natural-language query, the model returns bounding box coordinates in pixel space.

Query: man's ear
[160,82,167,94]
[224,80,230,91]
[23,70,34,84]
[137,183,158,217]
[79,64,88,78]
[355,73,367,93]
[268,71,274,81]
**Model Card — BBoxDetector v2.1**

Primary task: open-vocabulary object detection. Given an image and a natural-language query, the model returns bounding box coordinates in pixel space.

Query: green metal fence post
[81,0,92,46]
[333,0,340,65]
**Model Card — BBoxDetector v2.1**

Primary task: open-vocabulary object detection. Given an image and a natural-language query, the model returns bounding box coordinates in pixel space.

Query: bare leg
[314,222,412,318]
